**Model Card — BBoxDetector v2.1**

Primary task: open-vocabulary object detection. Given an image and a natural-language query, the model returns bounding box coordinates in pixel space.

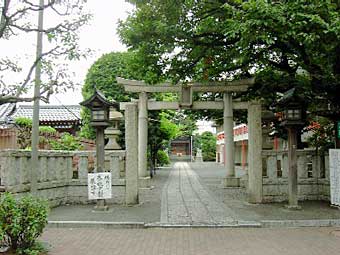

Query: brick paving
[42,162,340,254]
[41,227,340,255]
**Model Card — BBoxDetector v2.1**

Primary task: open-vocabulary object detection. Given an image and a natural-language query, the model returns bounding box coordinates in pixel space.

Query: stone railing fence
[0,149,126,206]
[261,149,330,202]
[0,148,332,205]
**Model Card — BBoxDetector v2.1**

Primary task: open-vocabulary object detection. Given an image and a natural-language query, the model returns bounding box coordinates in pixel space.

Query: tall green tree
[173,111,198,137]
[149,111,180,171]
[119,0,340,146]
[81,51,181,170]
[197,131,217,162]
[81,51,137,139]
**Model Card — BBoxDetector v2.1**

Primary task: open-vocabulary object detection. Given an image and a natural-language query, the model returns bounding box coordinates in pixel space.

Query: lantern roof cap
[80,89,118,109]
[276,88,306,107]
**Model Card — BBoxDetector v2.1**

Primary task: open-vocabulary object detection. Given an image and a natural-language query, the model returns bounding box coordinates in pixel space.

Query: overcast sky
[3,0,133,105]
[45,0,134,105]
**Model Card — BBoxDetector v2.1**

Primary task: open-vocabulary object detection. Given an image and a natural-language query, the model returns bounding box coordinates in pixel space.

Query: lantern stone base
[195,156,203,162]
[222,177,240,187]
[139,176,151,188]
[285,204,302,210]
[240,174,248,189]
[93,205,109,211]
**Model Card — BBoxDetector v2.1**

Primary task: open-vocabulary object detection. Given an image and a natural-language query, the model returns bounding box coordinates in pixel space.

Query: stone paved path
[161,162,236,224]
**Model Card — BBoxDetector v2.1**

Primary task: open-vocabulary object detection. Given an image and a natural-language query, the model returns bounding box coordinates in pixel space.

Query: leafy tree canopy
[194,131,216,161]
[81,51,138,139]
[81,51,182,168]
[159,111,181,140]
[119,0,340,117]
[173,111,198,137]
[82,51,138,102]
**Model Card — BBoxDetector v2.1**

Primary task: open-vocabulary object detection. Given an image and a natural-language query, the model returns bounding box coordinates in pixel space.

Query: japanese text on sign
[329,149,340,207]
[88,172,112,200]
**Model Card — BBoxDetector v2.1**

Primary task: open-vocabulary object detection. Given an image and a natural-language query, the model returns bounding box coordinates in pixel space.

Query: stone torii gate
[118,77,263,203]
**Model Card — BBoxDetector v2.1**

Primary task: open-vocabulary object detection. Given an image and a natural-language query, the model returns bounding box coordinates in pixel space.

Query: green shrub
[15,118,33,149]
[0,192,19,249]
[15,117,32,128]
[157,150,170,166]
[38,126,57,134]
[0,193,49,254]
[15,117,57,150]
[49,133,82,151]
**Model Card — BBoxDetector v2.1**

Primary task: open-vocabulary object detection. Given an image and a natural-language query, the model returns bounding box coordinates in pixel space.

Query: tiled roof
[11,105,81,123]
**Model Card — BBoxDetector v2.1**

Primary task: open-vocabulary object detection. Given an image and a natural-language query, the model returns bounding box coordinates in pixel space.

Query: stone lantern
[80,89,118,210]
[280,88,305,127]
[277,88,306,209]
[105,107,123,150]
[81,90,116,127]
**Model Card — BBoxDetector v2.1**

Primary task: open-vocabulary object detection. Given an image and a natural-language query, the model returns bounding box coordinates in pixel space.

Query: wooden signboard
[88,172,112,200]
[329,149,340,207]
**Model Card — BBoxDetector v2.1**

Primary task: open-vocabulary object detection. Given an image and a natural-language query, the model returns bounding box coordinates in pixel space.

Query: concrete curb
[260,219,340,228]
[48,221,146,229]
[47,219,340,229]
[146,221,261,228]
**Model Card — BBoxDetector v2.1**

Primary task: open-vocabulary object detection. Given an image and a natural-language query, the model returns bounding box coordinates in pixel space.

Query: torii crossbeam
[117,77,263,204]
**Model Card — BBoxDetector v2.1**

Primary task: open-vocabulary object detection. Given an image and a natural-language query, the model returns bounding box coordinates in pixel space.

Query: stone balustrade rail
[0,149,126,206]
[0,149,332,205]
[261,149,330,202]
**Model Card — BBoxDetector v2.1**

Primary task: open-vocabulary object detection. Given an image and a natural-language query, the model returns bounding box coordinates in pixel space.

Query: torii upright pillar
[247,101,263,203]
[222,92,240,187]
[138,92,151,188]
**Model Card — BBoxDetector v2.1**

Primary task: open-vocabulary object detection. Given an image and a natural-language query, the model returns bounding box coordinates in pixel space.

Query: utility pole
[31,0,44,195]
